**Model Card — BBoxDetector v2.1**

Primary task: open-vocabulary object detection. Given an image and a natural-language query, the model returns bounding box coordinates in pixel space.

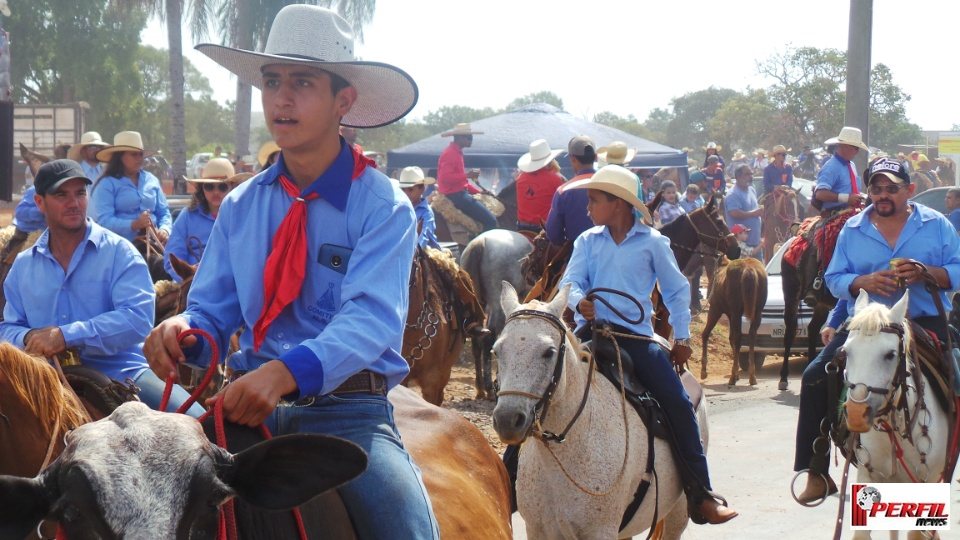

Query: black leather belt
[230,369,388,407]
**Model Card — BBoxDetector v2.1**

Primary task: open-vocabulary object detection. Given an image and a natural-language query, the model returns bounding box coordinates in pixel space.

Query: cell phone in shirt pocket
[318,244,353,275]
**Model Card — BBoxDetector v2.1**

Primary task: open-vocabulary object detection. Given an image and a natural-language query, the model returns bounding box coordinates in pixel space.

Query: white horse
[843,290,952,540]
[491,283,702,539]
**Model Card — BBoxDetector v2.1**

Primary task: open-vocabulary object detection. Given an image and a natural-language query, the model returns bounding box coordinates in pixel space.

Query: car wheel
[738,351,766,371]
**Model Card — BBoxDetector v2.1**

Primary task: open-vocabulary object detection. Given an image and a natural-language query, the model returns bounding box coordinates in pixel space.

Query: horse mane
[0,343,90,435]
[154,279,180,298]
[848,302,914,359]
[420,248,460,321]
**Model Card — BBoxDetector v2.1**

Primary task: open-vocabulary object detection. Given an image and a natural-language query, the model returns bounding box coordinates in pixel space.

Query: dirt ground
[414,307,739,455]
[0,208,13,227]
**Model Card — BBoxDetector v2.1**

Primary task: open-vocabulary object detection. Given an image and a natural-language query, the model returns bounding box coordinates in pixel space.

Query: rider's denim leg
[446,190,498,232]
[620,339,712,491]
[267,393,439,540]
[793,330,846,472]
[133,369,206,418]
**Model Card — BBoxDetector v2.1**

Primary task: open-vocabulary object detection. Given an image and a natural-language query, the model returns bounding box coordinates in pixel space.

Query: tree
[421,105,497,135]
[662,87,742,154]
[867,64,921,149]
[706,89,793,154]
[592,112,661,142]
[505,91,564,112]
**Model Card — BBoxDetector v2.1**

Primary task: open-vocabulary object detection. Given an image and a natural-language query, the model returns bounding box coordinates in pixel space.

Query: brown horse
[759,186,801,265]
[401,247,468,406]
[700,257,768,386]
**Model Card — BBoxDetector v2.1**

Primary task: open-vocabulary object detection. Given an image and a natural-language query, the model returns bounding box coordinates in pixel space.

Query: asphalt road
[512,357,960,539]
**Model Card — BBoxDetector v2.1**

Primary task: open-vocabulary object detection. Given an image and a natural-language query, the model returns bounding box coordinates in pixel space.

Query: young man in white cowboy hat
[515,139,564,233]
[814,126,870,213]
[559,164,738,525]
[544,135,597,246]
[397,165,439,249]
[0,160,203,417]
[67,131,109,181]
[437,123,498,232]
[143,5,439,538]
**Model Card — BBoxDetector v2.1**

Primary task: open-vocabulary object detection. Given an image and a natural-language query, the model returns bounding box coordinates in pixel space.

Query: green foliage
[707,89,792,154]
[662,87,742,152]
[593,111,662,143]
[505,91,564,112]
[421,105,498,135]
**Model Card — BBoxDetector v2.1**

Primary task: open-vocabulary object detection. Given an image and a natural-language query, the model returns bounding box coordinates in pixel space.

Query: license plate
[772,326,809,338]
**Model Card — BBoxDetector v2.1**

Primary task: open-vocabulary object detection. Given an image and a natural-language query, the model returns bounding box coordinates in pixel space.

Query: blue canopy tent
[386,103,689,184]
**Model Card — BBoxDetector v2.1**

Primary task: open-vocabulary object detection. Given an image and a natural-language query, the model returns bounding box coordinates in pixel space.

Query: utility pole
[845,0,873,174]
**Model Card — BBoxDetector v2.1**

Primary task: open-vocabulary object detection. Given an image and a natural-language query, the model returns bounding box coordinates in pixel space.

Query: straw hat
[95,131,155,162]
[563,165,653,224]
[754,148,767,157]
[767,145,791,158]
[833,126,869,152]
[732,149,747,161]
[397,166,436,187]
[597,141,637,166]
[257,140,281,167]
[702,142,722,152]
[67,131,108,162]
[195,5,417,129]
[184,157,252,184]
[441,123,484,137]
[518,139,563,173]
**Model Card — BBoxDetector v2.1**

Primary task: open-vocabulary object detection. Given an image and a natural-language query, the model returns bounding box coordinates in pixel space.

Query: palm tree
[213,0,376,159]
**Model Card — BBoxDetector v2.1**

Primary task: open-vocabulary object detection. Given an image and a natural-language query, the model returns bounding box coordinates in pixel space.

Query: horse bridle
[841,323,917,422]
[671,206,737,258]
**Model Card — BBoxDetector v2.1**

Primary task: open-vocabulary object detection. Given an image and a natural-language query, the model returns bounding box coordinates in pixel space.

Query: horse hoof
[749,377,758,386]
[778,381,789,391]
[727,377,737,387]
[700,370,707,380]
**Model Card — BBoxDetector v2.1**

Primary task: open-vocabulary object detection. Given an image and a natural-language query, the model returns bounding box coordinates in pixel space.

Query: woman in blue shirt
[164,158,251,281]
[91,131,173,242]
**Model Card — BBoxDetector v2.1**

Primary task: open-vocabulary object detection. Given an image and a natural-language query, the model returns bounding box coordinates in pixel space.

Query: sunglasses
[868,184,904,195]
[202,183,230,193]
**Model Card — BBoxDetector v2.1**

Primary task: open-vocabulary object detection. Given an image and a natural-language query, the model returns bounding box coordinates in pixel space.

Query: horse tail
[460,237,486,304]
[742,264,762,322]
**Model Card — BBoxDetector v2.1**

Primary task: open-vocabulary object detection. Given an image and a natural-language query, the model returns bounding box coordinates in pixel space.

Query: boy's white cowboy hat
[833,126,869,152]
[397,166,436,187]
[184,157,253,184]
[67,131,109,162]
[517,139,562,173]
[95,131,155,162]
[441,123,484,137]
[195,5,417,129]
[563,165,653,224]
[597,141,637,166]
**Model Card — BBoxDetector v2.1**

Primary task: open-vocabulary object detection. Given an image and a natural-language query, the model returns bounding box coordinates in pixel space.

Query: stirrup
[790,469,833,507]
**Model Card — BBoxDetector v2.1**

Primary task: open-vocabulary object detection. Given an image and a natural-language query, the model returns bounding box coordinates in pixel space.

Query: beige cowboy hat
[441,123,484,137]
[563,164,653,224]
[195,5,417,128]
[754,148,767,157]
[397,166,436,187]
[95,131,155,162]
[517,139,563,173]
[257,140,281,167]
[67,131,109,162]
[732,149,747,161]
[184,157,253,184]
[833,126,870,152]
[702,142,723,152]
[597,141,638,166]
[767,145,791,158]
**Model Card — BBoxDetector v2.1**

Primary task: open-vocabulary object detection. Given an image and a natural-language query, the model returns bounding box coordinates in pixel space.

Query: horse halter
[497,308,574,443]
[841,323,909,416]
[679,206,737,255]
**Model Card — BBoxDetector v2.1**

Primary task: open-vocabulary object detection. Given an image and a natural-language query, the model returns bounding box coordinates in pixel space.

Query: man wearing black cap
[0,159,203,417]
[544,135,597,246]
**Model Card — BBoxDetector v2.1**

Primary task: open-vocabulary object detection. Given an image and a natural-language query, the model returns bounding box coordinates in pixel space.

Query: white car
[738,237,823,369]
[186,152,213,179]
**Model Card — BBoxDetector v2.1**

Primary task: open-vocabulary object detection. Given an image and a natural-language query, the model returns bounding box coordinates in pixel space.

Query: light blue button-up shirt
[561,219,691,339]
[12,187,47,232]
[90,170,172,240]
[414,198,440,248]
[816,154,861,211]
[0,220,155,381]
[80,160,104,182]
[725,184,762,246]
[181,143,416,398]
[164,207,215,282]
[826,202,960,317]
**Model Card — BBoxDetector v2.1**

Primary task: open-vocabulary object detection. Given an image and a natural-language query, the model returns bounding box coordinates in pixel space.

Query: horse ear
[168,253,196,281]
[500,281,520,314]
[548,283,571,317]
[854,289,871,314]
[890,290,909,322]
[0,473,56,540]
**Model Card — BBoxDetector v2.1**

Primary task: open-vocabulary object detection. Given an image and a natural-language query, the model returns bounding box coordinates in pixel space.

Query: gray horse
[460,229,532,399]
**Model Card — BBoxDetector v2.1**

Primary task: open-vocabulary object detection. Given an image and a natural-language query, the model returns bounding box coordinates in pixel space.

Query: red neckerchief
[252,147,375,351]
[847,162,860,195]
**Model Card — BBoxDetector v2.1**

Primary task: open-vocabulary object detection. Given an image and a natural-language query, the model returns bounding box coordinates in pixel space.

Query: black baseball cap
[34,159,92,195]
[867,157,911,185]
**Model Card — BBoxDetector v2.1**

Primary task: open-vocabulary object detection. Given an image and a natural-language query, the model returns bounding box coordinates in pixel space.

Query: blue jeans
[445,190,498,233]
[793,330,846,472]
[266,393,439,540]
[134,369,207,419]
[618,338,712,492]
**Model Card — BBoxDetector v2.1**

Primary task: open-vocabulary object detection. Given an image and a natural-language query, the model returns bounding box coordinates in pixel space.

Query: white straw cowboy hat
[441,123,484,137]
[597,141,638,166]
[563,164,653,224]
[833,126,870,152]
[397,166,436,187]
[257,140,281,167]
[517,139,563,173]
[95,131,155,162]
[67,131,108,162]
[184,157,253,184]
[767,144,791,158]
[195,5,418,129]
[702,142,723,152]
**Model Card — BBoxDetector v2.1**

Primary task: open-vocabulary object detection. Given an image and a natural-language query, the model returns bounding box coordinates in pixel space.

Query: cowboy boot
[797,473,838,505]
[690,498,739,525]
